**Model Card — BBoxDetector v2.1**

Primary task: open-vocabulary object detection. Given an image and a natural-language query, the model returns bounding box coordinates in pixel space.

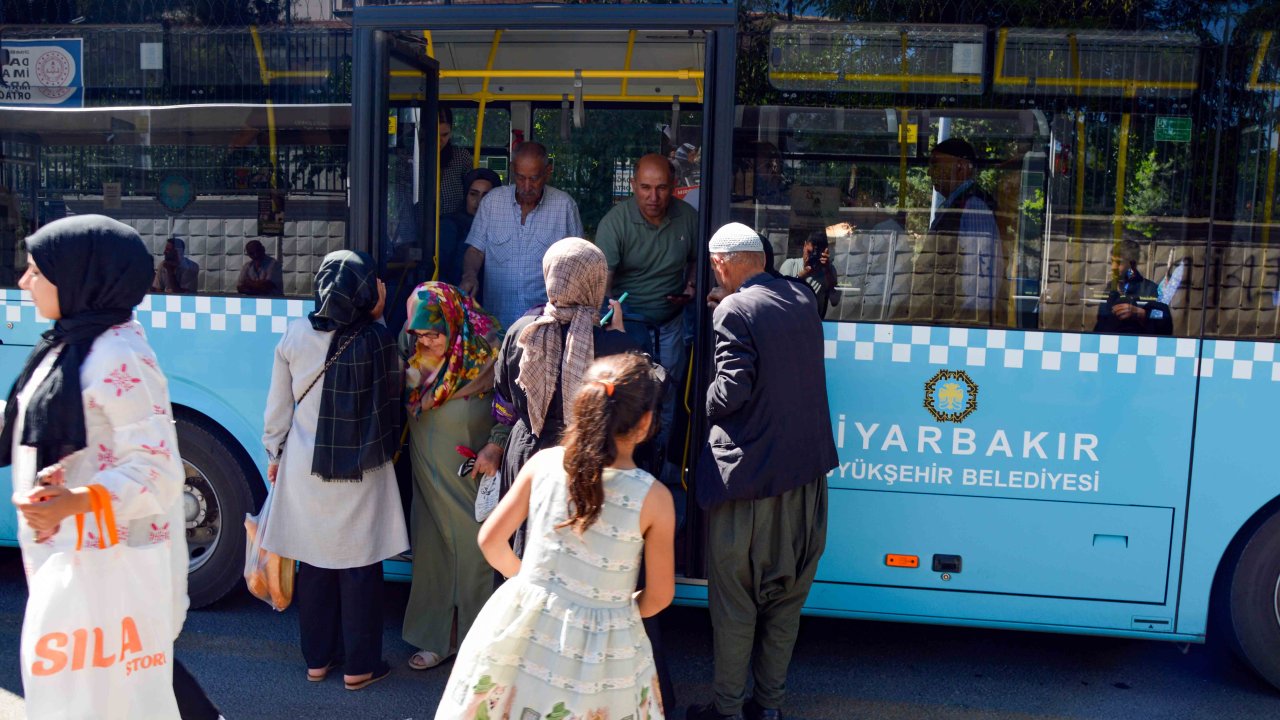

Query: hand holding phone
[600,291,629,328]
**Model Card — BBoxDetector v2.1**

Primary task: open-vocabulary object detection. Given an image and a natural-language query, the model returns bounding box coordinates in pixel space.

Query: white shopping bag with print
[474,471,501,523]
[20,486,179,720]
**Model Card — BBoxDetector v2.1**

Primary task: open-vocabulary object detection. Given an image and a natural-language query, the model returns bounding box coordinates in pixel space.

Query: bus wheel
[1227,509,1280,689]
[178,415,255,609]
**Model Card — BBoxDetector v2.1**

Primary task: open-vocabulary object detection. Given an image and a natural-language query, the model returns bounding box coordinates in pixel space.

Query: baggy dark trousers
[707,477,828,715]
[296,561,384,676]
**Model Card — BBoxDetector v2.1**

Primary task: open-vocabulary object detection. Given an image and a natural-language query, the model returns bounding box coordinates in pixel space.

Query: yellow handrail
[393,92,701,104]
[392,68,702,80]
[1248,31,1276,91]
[620,30,638,97]
[474,30,503,168]
[769,71,981,85]
[994,27,1197,93]
[248,26,278,190]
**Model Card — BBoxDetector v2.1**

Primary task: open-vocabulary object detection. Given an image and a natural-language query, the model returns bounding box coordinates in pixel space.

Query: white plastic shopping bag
[244,488,294,611]
[20,486,179,720]
[474,471,501,523]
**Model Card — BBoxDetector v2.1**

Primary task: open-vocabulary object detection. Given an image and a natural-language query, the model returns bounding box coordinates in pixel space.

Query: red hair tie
[596,380,615,396]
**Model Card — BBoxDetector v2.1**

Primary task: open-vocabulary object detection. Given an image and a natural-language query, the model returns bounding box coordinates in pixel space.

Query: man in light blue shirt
[460,142,583,328]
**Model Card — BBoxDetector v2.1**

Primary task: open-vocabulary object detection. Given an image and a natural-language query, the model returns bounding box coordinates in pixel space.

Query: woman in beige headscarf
[494,238,637,511]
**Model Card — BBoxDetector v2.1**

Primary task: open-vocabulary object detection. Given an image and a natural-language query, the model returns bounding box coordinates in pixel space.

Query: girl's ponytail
[558,353,662,534]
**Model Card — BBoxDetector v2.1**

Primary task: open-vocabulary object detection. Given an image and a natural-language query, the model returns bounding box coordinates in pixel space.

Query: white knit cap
[708,222,764,253]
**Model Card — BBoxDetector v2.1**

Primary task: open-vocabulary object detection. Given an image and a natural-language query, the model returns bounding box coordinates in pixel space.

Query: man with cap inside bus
[688,222,837,720]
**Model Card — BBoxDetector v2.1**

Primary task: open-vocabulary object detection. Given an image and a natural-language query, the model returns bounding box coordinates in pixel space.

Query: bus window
[732,105,1046,328]
[0,104,351,299]
[535,107,703,237]
[1206,30,1280,340]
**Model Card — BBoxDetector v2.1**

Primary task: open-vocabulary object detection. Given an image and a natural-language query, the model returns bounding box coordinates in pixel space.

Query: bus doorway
[350,3,738,583]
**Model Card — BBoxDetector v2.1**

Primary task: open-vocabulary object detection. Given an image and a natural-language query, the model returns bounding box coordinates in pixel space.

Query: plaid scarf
[308,251,401,481]
[516,238,606,437]
[403,282,501,416]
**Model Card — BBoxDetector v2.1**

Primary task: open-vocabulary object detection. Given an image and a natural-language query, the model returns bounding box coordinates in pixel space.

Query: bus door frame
[351,2,738,579]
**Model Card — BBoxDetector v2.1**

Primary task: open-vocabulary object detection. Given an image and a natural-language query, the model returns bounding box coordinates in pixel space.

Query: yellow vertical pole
[1074,112,1087,241]
[474,30,503,168]
[898,108,909,224]
[249,26,278,190]
[1069,32,1085,242]
[620,30,637,97]
[1113,112,1130,242]
[425,30,441,281]
[1263,124,1277,246]
[899,31,910,93]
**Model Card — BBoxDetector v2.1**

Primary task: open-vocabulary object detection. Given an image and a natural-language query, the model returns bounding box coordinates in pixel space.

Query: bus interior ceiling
[385,27,707,233]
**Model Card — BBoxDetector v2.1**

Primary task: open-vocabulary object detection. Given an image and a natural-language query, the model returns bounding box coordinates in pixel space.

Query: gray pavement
[0,547,1276,719]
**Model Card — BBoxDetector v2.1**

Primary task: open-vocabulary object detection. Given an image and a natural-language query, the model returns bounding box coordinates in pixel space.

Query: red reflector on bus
[885,554,919,568]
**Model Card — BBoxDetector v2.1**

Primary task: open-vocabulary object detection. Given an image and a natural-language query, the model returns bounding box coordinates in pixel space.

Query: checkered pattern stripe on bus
[824,324,1280,381]
[0,290,311,334]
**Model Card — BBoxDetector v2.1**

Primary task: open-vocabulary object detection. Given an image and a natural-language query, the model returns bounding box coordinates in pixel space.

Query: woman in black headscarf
[6,215,220,718]
[260,249,408,690]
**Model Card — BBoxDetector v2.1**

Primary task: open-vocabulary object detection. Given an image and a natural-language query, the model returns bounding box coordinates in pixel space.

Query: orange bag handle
[73,485,119,551]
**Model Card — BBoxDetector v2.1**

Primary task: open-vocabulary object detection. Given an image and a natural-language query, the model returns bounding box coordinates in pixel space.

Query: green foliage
[1124,149,1173,238]
[535,109,698,237]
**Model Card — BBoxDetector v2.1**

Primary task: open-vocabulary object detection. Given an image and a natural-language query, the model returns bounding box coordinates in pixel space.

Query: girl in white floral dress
[436,352,675,720]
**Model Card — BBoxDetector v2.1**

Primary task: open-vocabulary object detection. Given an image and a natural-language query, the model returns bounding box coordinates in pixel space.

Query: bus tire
[1227,508,1280,690]
[177,415,255,609]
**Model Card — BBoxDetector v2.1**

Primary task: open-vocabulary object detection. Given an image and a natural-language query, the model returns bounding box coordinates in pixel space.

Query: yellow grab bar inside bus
[993,28,1198,93]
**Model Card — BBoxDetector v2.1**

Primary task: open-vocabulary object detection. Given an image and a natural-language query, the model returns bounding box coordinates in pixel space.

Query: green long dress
[402,393,508,656]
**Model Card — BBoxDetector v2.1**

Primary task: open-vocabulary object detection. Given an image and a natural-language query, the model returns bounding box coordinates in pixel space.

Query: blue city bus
[3,0,1280,692]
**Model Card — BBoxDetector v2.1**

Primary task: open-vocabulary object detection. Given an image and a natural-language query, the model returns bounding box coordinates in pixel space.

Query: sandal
[407,650,450,671]
[306,662,337,682]
[344,662,391,691]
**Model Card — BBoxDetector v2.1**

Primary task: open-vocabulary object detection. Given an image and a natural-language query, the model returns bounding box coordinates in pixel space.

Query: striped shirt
[465,184,583,328]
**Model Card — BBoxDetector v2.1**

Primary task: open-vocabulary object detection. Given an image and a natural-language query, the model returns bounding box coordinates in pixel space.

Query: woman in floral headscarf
[401,282,512,671]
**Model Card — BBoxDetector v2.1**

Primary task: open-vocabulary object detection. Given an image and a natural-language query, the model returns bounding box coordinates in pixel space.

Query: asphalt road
[0,547,1277,719]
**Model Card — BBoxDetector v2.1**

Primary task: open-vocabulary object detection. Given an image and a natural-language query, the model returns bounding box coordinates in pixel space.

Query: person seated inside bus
[439,168,501,287]
[779,229,838,318]
[237,240,283,296]
[923,138,1002,324]
[152,237,200,294]
[1093,239,1174,336]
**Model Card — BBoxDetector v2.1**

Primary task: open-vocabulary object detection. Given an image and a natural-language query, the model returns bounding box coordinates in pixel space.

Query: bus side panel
[0,290,50,545]
[0,343,32,546]
[820,323,1196,632]
[1177,338,1280,637]
[0,294,307,545]
[140,294,307,480]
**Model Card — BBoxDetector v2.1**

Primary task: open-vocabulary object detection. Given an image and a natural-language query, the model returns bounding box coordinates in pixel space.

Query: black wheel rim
[183,459,221,573]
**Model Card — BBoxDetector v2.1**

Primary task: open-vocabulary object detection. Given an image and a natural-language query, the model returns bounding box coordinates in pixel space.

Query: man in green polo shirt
[595,153,698,482]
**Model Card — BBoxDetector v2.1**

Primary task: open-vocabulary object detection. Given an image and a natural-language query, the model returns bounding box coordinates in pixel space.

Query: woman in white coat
[6,214,220,718]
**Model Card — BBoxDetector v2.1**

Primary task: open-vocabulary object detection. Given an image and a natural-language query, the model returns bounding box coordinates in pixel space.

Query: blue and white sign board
[809,322,1197,630]
[1,39,85,107]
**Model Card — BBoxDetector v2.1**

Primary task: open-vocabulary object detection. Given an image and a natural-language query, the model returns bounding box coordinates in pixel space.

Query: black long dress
[494,307,640,491]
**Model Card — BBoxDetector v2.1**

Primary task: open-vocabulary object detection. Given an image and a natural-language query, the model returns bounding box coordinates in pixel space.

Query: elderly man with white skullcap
[687,223,838,720]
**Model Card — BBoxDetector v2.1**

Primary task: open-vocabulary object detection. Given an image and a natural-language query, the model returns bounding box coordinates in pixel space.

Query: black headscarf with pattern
[0,215,153,471]
[307,250,401,481]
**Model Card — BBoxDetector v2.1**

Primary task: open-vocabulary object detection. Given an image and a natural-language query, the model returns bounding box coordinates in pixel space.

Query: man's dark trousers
[707,477,828,715]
